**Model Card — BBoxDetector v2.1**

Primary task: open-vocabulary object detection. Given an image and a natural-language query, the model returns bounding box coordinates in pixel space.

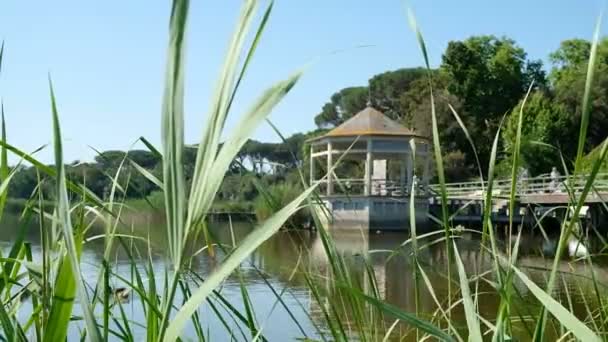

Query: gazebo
[308,106,431,230]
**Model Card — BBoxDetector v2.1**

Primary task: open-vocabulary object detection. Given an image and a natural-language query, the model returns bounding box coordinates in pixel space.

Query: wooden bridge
[427,173,608,230]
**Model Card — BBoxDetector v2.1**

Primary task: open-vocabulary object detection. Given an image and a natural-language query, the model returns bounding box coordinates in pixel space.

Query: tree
[313,68,429,128]
[441,35,546,169]
[369,68,427,119]
[502,91,570,175]
[399,72,463,150]
[549,39,591,84]
[549,38,608,158]
[314,87,368,128]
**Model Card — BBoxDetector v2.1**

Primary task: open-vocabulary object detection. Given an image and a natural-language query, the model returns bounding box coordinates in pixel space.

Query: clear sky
[0,0,604,163]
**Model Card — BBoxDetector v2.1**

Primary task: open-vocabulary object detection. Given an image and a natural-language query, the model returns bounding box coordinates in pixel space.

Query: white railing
[428,173,608,199]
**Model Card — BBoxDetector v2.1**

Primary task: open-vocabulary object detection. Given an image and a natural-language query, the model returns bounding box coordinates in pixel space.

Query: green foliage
[399,72,463,150]
[441,35,547,169]
[502,91,570,174]
[551,38,608,156]
[314,86,368,127]
[314,68,429,128]
[253,182,308,227]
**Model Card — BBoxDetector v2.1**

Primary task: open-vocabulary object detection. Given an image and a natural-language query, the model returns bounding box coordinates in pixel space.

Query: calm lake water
[2,212,607,341]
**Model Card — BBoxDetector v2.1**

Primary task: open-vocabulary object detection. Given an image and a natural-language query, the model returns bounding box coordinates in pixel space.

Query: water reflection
[256,228,608,340]
[3,210,608,340]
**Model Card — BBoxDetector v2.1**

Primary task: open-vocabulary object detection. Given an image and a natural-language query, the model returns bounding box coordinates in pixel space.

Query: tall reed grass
[0,0,605,341]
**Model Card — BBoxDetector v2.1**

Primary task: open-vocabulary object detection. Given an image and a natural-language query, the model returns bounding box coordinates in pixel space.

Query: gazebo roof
[310,106,425,141]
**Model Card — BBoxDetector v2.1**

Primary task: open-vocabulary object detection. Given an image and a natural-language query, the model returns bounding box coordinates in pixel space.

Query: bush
[253,183,309,228]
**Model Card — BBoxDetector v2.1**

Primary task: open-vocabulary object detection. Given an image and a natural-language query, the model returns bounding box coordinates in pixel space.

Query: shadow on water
[2,207,607,340]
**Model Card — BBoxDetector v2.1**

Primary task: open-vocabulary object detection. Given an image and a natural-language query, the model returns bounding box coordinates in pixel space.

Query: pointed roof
[321,107,422,139]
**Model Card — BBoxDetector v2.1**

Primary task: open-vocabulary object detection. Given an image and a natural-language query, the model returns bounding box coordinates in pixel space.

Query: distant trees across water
[7,135,317,202]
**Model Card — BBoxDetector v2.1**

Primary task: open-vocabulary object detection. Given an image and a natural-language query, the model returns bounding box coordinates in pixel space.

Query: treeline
[315,35,608,179]
[8,137,314,201]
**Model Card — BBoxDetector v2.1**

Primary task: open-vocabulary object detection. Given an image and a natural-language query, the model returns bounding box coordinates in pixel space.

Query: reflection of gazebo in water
[308,106,431,230]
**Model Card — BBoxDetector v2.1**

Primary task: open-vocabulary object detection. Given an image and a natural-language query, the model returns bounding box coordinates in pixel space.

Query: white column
[365,139,372,196]
[309,145,315,186]
[327,141,333,196]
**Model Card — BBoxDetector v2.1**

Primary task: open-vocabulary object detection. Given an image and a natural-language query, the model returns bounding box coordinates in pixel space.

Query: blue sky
[0,0,604,163]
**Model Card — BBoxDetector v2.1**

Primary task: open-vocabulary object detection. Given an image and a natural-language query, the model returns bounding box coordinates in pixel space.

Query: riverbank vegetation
[0,0,605,341]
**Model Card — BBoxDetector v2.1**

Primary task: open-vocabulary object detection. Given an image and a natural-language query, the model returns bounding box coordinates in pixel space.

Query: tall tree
[314,68,429,128]
[314,87,368,128]
[369,67,427,119]
[441,35,546,168]
[502,91,570,175]
[549,38,608,157]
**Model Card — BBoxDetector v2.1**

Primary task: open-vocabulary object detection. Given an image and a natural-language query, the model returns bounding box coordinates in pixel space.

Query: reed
[0,1,605,341]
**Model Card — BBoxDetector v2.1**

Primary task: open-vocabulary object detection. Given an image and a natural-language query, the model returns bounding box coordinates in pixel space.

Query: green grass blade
[447,104,484,184]
[511,265,601,342]
[407,8,454,319]
[0,140,109,211]
[161,0,188,268]
[225,0,274,116]
[340,285,455,342]
[164,184,317,341]
[575,13,603,172]
[139,136,163,160]
[535,137,608,339]
[0,103,9,220]
[49,78,102,342]
[187,0,258,229]
[453,242,482,342]
[130,159,164,190]
[187,70,302,236]
[43,236,83,342]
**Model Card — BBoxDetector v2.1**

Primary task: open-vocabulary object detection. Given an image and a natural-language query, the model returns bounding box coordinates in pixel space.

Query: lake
[3,212,607,341]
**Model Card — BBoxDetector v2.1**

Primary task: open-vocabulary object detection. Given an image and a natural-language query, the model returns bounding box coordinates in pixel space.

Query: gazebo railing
[314,178,429,197]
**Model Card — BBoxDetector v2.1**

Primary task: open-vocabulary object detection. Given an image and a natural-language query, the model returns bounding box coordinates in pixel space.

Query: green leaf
[0,103,9,220]
[453,242,482,342]
[161,0,188,268]
[340,285,455,342]
[49,77,102,342]
[511,265,601,342]
[130,159,164,190]
[575,12,603,172]
[44,236,83,342]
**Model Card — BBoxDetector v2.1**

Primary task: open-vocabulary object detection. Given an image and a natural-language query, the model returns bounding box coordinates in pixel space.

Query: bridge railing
[429,172,608,199]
